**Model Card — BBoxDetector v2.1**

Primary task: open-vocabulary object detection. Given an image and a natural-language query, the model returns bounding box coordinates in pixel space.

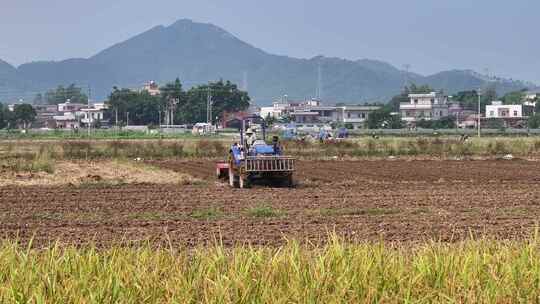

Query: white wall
[486,104,523,118]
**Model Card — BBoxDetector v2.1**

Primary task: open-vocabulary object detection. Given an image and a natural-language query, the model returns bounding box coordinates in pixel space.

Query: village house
[53,101,109,129]
[34,104,59,128]
[485,101,533,128]
[278,99,381,129]
[141,81,161,96]
[400,92,449,124]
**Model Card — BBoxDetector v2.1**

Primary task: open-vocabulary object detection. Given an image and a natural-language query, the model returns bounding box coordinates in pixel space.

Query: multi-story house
[400,92,449,124]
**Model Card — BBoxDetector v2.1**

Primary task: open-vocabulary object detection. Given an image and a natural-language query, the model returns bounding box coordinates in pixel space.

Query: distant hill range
[0,19,537,104]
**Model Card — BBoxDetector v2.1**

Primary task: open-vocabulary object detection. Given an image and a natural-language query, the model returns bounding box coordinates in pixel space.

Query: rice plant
[0,235,539,303]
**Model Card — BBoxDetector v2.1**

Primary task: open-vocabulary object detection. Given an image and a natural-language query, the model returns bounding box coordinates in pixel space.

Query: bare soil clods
[1,160,540,247]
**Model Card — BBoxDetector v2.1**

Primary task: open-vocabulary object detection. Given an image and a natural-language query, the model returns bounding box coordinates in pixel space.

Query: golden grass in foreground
[1,235,540,303]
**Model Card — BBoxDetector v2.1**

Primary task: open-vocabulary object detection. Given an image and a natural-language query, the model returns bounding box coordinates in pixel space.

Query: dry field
[1,159,539,247]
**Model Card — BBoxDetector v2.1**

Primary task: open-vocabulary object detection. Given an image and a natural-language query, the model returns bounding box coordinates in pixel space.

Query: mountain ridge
[0,19,536,104]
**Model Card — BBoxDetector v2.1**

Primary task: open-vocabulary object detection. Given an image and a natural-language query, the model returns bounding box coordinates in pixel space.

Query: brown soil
[1,159,540,247]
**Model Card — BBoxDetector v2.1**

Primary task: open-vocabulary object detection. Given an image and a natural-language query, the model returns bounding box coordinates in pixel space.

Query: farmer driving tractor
[246,128,257,148]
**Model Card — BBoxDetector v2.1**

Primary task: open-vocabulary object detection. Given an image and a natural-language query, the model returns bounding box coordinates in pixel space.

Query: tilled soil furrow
[2,160,540,247]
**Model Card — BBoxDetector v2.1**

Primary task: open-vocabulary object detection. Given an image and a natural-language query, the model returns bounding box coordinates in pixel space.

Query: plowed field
[1,160,540,247]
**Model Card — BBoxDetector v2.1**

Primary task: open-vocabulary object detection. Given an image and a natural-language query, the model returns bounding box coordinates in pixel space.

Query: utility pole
[207,87,212,124]
[477,88,482,137]
[87,85,91,137]
[127,112,130,127]
[158,105,161,128]
[317,62,323,100]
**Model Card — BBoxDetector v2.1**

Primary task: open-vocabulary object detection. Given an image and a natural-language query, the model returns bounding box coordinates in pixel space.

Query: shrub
[246,205,283,218]
[190,207,223,220]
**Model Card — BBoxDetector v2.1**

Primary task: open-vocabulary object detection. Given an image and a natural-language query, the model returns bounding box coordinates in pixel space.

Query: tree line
[0,103,36,130]
[34,84,89,105]
[106,79,250,126]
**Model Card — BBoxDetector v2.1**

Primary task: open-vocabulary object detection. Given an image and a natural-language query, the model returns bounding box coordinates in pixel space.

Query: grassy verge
[3,137,540,161]
[0,137,540,164]
[282,137,540,158]
[1,235,540,302]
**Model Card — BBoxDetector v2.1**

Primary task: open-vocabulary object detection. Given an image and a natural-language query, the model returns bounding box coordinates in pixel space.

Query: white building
[338,106,381,129]
[53,112,80,129]
[486,101,525,118]
[54,102,108,128]
[400,92,449,123]
[260,100,290,119]
[78,108,105,125]
[260,98,381,128]
[58,101,86,113]
[525,91,539,101]
[288,104,381,129]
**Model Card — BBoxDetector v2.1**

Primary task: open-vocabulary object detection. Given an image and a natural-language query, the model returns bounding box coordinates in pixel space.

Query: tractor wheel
[284,174,294,188]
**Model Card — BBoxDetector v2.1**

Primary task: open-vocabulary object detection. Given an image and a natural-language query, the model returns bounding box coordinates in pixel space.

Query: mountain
[0,19,536,104]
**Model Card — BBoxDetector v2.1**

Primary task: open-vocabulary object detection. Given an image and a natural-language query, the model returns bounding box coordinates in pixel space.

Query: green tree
[483,86,498,104]
[161,78,186,125]
[452,89,495,114]
[415,119,433,129]
[179,80,250,124]
[432,116,456,129]
[501,89,527,104]
[407,84,433,94]
[367,108,402,129]
[484,118,505,129]
[33,93,44,104]
[264,113,276,127]
[46,84,88,105]
[0,103,7,129]
[106,79,250,126]
[12,104,37,130]
[529,114,540,129]
[160,78,185,104]
[107,88,162,126]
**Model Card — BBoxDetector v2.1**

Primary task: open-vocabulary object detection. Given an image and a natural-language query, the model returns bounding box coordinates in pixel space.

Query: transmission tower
[317,62,323,100]
[403,64,411,89]
[242,71,248,91]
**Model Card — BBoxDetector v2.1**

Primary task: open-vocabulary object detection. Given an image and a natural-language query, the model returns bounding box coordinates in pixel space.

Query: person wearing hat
[246,128,257,148]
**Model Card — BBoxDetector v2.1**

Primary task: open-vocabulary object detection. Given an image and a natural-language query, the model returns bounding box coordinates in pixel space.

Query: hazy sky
[1,0,539,83]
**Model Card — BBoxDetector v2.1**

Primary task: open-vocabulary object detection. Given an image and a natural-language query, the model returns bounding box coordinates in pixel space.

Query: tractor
[216,117,296,188]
